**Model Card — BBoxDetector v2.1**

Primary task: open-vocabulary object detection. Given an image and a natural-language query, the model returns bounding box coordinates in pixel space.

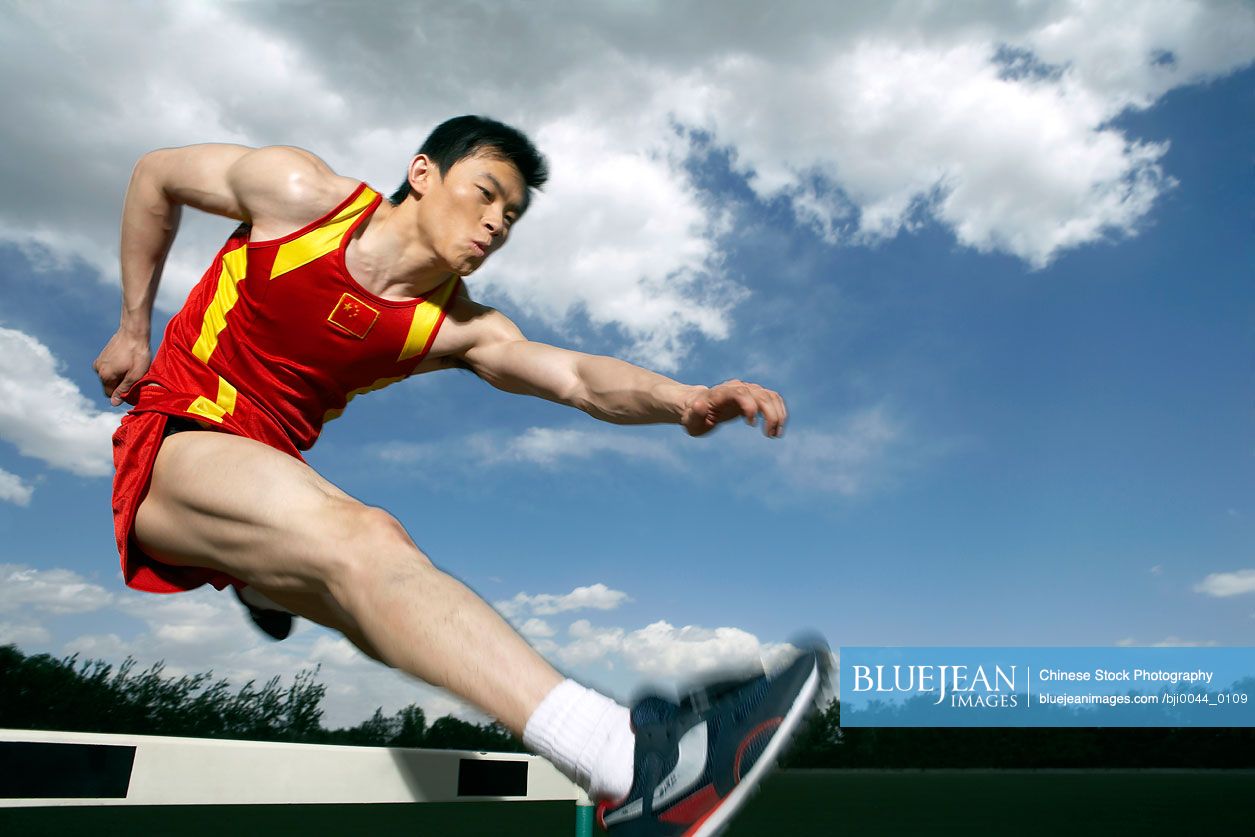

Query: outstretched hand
[680,379,787,438]
[93,329,151,406]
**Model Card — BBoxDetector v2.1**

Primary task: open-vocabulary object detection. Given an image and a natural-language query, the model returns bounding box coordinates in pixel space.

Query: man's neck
[346,200,454,300]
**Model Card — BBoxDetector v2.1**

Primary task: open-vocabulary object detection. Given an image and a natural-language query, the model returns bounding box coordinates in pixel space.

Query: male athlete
[94,115,826,835]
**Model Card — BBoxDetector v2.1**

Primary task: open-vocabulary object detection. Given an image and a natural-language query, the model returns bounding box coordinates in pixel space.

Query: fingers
[94,335,151,405]
[99,370,121,399]
[96,361,123,401]
[93,357,109,396]
[93,344,124,399]
[753,386,786,438]
[768,389,788,437]
[110,371,142,407]
[96,357,129,405]
[716,379,788,438]
[734,390,759,426]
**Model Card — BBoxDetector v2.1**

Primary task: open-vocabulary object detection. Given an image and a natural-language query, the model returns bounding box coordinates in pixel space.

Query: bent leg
[256,587,388,665]
[135,430,562,734]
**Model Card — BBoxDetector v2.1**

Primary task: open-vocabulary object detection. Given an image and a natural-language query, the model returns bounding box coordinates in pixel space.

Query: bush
[0,644,519,752]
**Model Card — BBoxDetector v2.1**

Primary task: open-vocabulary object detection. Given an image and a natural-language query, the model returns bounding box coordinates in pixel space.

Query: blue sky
[0,2,1251,727]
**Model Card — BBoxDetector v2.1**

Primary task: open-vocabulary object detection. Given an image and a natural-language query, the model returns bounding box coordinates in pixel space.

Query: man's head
[390,115,547,205]
[391,115,548,276]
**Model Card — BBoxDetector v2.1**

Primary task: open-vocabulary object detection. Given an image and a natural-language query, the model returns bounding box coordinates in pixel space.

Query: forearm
[117,153,182,339]
[571,354,706,425]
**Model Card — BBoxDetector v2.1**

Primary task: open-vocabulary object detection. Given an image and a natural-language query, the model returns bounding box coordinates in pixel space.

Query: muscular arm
[95,144,356,404]
[456,306,787,437]
[115,144,248,345]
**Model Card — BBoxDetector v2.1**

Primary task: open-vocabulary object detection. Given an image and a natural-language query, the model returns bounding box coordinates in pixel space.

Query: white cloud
[687,39,1177,268]
[519,618,556,639]
[0,468,34,506]
[477,427,681,469]
[0,559,475,728]
[695,403,912,502]
[1194,569,1255,598]
[62,584,479,728]
[0,564,115,615]
[2,2,1251,367]
[63,632,131,659]
[309,634,369,669]
[0,621,52,646]
[0,328,120,477]
[559,620,627,668]
[10,561,818,726]
[773,407,902,496]
[496,583,631,619]
[620,621,797,679]
[1116,636,1219,648]
[555,618,797,681]
[372,441,439,465]
[377,403,909,502]
[482,117,739,369]
[0,0,341,296]
[375,427,682,473]
[494,587,815,688]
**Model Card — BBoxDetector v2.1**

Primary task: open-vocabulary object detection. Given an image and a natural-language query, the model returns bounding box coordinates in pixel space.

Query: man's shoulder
[423,291,523,364]
[446,292,519,337]
[230,146,362,234]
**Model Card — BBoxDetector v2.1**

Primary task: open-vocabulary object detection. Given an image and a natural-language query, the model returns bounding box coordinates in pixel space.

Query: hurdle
[0,728,595,835]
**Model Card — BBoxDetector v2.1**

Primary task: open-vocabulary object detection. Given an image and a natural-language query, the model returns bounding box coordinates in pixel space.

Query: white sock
[522,679,635,802]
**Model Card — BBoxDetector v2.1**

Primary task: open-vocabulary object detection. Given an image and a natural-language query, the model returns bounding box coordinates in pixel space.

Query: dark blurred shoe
[233,585,296,641]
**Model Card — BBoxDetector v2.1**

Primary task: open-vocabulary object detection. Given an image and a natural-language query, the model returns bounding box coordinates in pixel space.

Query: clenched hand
[93,329,151,406]
[680,379,787,438]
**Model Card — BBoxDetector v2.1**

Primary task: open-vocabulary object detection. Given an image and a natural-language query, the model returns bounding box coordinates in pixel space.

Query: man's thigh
[134,429,360,596]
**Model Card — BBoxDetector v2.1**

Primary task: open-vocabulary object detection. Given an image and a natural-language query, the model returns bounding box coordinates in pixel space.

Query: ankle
[523,679,635,801]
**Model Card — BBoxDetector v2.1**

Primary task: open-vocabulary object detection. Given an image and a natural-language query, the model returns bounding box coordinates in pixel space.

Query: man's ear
[408,154,438,197]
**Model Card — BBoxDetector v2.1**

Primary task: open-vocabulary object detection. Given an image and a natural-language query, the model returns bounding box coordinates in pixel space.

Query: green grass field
[4,770,1253,835]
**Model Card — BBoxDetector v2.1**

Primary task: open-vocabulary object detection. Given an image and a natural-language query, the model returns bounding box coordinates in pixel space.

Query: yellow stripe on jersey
[186,376,239,424]
[215,375,238,415]
[191,245,249,365]
[270,187,377,281]
[322,375,406,424]
[397,277,459,361]
[186,397,223,422]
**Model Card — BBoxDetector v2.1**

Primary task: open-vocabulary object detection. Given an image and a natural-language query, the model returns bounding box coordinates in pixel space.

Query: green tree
[390,703,427,748]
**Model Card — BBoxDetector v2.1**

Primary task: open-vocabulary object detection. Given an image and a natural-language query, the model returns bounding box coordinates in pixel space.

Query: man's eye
[478,186,491,199]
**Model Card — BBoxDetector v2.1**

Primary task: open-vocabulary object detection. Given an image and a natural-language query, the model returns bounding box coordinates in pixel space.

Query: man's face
[412,151,527,277]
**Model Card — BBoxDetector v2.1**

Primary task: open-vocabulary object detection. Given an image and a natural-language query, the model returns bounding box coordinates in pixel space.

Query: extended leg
[134,430,562,735]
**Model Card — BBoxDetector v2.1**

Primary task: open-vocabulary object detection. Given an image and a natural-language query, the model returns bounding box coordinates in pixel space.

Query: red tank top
[128,184,459,452]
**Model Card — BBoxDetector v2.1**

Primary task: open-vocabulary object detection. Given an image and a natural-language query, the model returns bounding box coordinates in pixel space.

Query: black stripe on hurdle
[0,741,136,799]
[456,758,528,797]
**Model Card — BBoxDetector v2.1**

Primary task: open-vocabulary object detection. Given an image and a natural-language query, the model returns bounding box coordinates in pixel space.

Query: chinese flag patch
[327,293,380,339]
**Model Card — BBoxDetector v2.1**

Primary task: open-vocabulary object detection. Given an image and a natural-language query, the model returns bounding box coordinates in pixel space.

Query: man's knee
[352,504,429,561]
[320,501,432,589]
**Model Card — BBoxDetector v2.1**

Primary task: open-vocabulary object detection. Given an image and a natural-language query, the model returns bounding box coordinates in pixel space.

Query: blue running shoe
[597,645,829,836]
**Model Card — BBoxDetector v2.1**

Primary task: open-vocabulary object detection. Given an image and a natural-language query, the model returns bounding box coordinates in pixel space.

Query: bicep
[139,144,252,219]
[140,144,349,225]
[458,310,584,403]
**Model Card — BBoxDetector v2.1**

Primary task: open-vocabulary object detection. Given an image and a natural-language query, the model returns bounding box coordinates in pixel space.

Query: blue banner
[838,647,1255,727]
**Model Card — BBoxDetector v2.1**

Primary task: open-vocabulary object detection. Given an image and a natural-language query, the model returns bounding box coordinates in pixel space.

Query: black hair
[388,115,548,209]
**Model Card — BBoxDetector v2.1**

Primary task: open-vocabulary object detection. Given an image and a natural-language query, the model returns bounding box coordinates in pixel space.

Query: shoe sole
[687,650,826,837]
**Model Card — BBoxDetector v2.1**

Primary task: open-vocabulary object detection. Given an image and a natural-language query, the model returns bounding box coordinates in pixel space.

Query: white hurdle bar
[0,728,594,834]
